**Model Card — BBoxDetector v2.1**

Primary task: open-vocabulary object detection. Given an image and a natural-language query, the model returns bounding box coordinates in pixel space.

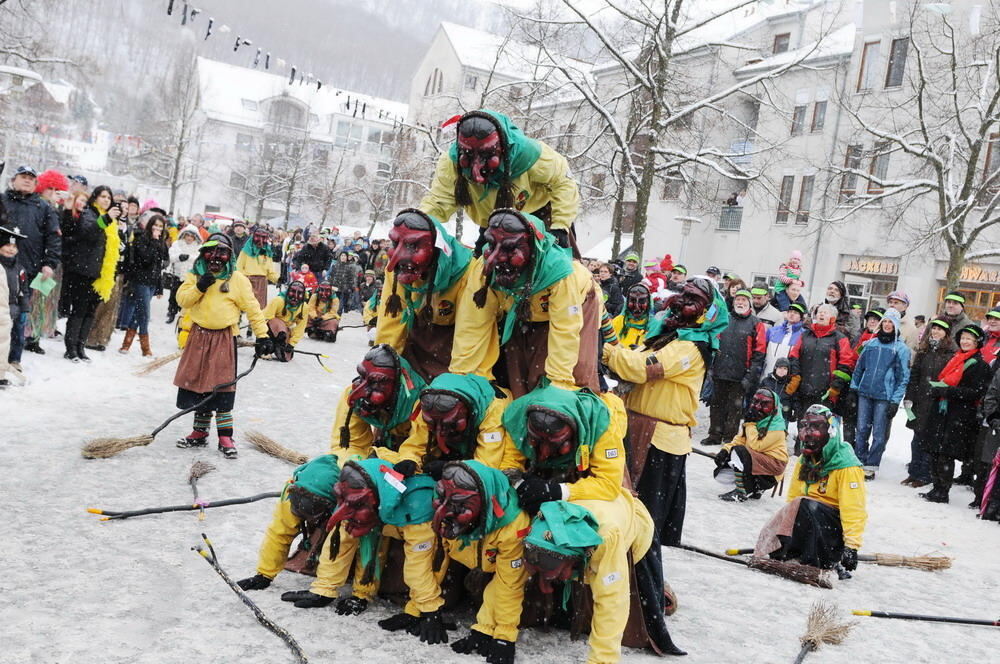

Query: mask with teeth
[483,211,533,289]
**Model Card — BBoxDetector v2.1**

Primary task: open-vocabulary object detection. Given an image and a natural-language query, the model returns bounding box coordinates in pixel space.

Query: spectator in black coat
[595,262,624,317]
[119,214,169,356]
[293,233,333,278]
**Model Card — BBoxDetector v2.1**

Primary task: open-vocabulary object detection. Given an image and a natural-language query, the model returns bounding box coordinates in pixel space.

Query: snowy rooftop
[196,57,408,128]
[0,64,43,82]
[734,22,855,75]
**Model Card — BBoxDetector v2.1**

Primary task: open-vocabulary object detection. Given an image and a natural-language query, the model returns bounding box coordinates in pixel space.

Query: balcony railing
[718,206,743,231]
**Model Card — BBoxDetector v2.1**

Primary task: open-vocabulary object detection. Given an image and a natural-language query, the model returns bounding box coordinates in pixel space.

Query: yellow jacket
[236,252,279,282]
[419,142,579,231]
[375,264,471,352]
[450,259,594,389]
[788,465,867,549]
[395,395,527,472]
[263,295,309,346]
[443,511,531,642]
[602,338,704,456]
[329,385,415,462]
[176,271,267,337]
[566,392,627,502]
[574,489,654,664]
[722,423,790,478]
[308,295,340,321]
[254,494,303,579]
[611,314,648,349]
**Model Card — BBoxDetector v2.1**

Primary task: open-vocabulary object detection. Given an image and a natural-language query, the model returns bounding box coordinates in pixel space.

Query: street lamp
[675,215,701,263]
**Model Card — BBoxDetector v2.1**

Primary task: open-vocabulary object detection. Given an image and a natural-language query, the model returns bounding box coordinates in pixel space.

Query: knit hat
[944,291,966,305]
[524,501,603,560]
[706,266,721,276]
[790,249,802,261]
[886,290,910,306]
[289,454,341,501]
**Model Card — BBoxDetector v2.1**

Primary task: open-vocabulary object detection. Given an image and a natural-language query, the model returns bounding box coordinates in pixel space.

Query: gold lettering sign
[846,258,898,275]
[960,265,1000,283]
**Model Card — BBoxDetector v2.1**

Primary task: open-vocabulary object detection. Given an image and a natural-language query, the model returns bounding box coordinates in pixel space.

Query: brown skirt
[501,286,601,398]
[174,324,236,395]
[403,317,455,382]
[248,275,268,309]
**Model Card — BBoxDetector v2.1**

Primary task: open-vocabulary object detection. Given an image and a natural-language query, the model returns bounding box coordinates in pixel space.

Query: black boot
[64,316,82,362]
[76,315,96,362]
[24,338,45,355]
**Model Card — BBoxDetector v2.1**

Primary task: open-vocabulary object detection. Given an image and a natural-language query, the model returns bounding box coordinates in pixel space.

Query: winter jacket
[420,118,579,231]
[440,461,529,643]
[787,464,867,550]
[293,242,333,275]
[712,310,767,385]
[236,251,279,283]
[752,301,782,326]
[922,351,991,460]
[175,270,267,336]
[1,253,26,310]
[619,267,642,294]
[359,279,379,303]
[168,232,201,277]
[771,291,807,312]
[60,207,108,280]
[263,295,308,346]
[978,368,1000,463]
[229,232,249,256]
[603,338,705,456]
[904,341,954,432]
[330,259,358,293]
[760,370,791,405]
[896,312,920,352]
[0,258,10,380]
[850,312,911,403]
[572,490,654,664]
[764,320,803,375]
[789,325,858,398]
[125,233,169,289]
[1,189,60,278]
[599,276,624,317]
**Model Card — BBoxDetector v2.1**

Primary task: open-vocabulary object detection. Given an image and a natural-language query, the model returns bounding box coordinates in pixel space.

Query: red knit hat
[659,254,674,272]
[35,170,69,193]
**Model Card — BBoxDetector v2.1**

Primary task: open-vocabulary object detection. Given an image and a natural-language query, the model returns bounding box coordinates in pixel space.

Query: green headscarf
[286,454,340,501]
[354,353,427,433]
[502,378,610,471]
[448,110,543,194]
[424,373,496,429]
[397,215,472,327]
[451,460,522,549]
[645,281,730,351]
[798,404,862,490]
[241,235,274,259]
[754,388,787,435]
[190,237,237,280]
[524,500,602,558]
[486,212,574,345]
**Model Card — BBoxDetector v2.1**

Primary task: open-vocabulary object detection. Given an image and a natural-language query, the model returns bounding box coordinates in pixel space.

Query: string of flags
[155,0,405,126]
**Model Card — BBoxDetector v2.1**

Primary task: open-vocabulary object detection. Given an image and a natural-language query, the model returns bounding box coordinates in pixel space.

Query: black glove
[378,612,418,632]
[886,403,899,420]
[178,253,189,262]
[714,447,731,468]
[841,547,858,571]
[335,596,368,615]
[393,459,418,479]
[550,228,570,249]
[236,574,271,591]
[254,336,275,358]
[515,475,563,513]
[424,459,447,481]
[196,272,216,293]
[741,375,756,395]
[485,638,515,664]
[409,610,449,645]
[451,629,491,655]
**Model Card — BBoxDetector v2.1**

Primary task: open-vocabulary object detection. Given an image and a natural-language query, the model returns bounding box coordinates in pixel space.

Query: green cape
[356,354,427,433]
[448,110,542,194]
[453,459,522,549]
[524,500,602,558]
[287,454,340,501]
[398,216,472,327]
[799,404,862,489]
[502,378,610,471]
[489,212,574,345]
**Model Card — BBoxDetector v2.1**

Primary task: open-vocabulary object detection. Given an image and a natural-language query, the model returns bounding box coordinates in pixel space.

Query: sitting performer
[262,279,309,361]
[306,280,340,342]
[714,388,790,502]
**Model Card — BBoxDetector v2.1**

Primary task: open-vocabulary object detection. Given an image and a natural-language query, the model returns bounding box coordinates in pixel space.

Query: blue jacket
[764,319,803,374]
[850,310,911,403]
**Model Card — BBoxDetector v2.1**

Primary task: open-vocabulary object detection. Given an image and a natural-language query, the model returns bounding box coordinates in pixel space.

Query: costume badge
[605,448,619,459]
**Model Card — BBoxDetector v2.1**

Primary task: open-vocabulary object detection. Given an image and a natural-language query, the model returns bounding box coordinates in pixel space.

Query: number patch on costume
[511,559,523,569]
[680,356,691,370]
[605,449,619,459]
[384,471,407,493]
[482,432,502,443]
[849,482,859,489]
[568,305,581,315]
[603,572,621,585]
[413,541,432,552]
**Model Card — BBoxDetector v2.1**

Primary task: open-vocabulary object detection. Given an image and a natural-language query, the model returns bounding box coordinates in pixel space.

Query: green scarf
[448,110,542,195]
[798,404,862,491]
[356,355,427,432]
[190,238,236,280]
[241,238,274,259]
[502,378,610,471]
[621,312,650,338]
[488,213,574,345]
[398,217,472,327]
[754,389,787,435]
[454,460,521,549]
[645,284,730,350]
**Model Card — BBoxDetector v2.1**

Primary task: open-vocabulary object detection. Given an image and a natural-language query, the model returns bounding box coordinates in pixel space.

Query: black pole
[853,610,1000,627]
[672,543,748,566]
[691,448,717,459]
[90,491,280,520]
[150,356,259,438]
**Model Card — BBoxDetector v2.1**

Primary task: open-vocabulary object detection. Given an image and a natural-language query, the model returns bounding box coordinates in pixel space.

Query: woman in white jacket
[165,226,201,323]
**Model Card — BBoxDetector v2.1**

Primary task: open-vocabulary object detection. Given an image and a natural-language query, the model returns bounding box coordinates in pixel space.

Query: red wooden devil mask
[457,114,504,185]
[483,211,533,289]
[348,345,400,420]
[328,464,380,537]
[432,463,483,540]
[420,390,472,456]
[387,210,436,285]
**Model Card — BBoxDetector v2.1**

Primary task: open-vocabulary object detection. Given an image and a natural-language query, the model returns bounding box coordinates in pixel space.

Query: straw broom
[188,461,216,521]
[793,601,855,663]
[134,340,255,376]
[727,548,952,572]
[245,430,309,465]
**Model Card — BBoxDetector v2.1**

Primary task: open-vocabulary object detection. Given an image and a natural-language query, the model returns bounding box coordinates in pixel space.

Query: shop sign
[843,256,899,275]
[959,264,1000,284]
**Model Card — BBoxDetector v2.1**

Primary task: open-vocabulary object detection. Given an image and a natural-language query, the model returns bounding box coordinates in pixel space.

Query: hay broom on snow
[245,430,309,465]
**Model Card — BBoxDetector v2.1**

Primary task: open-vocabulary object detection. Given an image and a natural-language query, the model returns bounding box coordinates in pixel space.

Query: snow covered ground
[3,296,999,663]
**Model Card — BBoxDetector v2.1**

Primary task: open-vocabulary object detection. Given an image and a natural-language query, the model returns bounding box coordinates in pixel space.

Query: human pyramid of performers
[169,111,868,663]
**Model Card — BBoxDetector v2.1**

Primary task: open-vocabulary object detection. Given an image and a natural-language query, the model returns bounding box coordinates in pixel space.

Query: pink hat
[790,249,802,260]
[141,198,160,214]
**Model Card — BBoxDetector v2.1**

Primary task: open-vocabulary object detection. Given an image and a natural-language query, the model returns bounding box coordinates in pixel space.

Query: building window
[857,40,882,91]
[796,175,815,224]
[313,146,329,166]
[618,201,637,233]
[662,173,683,200]
[790,105,807,136]
[229,172,246,189]
[424,68,444,96]
[773,33,791,54]
[980,133,1000,204]
[336,121,362,149]
[719,206,743,231]
[464,73,478,91]
[241,99,258,111]
[236,133,253,152]
[868,141,891,194]
[776,175,795,224]
[840,144,864,203]
[811,101,827,132]
[884,37,909,88]
[268,100,306,128]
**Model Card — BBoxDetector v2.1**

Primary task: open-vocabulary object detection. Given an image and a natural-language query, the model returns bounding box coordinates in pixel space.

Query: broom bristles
[134,351,183,376]
[870,553,952,571]
[188,460,217,482]
[82,434,155,459]
[246,430,309,465]
[802,600,855,649]
[749,556,833,589]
